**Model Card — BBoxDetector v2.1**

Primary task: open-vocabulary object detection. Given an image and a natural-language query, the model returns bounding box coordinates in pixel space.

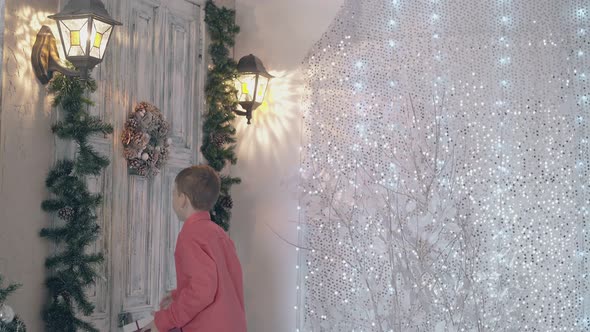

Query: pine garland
[202,0,241,231]
[40,74,112,332]
[0,275,26,332]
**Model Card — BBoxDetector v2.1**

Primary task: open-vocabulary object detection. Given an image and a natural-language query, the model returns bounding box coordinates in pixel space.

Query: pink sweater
[154,211,246,332]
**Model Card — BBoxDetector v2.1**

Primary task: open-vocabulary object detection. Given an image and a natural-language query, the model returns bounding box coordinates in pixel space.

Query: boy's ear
[181,193,190,208]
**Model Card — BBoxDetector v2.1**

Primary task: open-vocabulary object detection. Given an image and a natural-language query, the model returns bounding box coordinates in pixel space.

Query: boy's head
[173,165,221,220]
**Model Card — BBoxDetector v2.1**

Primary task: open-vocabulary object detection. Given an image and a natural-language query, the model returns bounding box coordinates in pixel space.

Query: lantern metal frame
[31,0,122,84]
[234,54,273,125]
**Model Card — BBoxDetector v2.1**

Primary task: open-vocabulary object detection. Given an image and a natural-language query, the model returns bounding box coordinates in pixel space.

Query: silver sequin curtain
[297,0,590,331]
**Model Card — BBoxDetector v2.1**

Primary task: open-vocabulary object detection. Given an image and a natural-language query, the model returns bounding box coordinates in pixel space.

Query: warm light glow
[241,82,250,95]
[235,73,271,105]
[236,71,299,162]
[93,32,103,48]
[70,30,80,46]
[236,73,258,103]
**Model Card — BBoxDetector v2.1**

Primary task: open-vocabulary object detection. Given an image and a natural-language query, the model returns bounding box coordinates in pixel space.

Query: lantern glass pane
[89,18,113,59]
[255,76,270,101]
[235,73,258,103]
[59,18,89,57]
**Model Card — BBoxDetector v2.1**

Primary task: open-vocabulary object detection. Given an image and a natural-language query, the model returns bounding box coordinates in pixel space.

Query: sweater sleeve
[154,239,217,331]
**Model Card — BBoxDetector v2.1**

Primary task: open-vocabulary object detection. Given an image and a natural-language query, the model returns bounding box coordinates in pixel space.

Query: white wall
[230,1,344,331]
[0,0,5,111]
[0,0,59,330]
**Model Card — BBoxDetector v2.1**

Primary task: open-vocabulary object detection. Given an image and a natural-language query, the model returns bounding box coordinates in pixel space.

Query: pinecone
[158,122,170,136]
[123,148,138,159]
[151,150,160,164]
[58,207,74,221]
[137,164,149,177]
[145,103,158,113]
[121,130,132,145]
[129,159,143,170]
[210,133,228,147]
[135,102,149,112]
[125,118,140,130]
[219,196,233,209]
[131,133,144,146]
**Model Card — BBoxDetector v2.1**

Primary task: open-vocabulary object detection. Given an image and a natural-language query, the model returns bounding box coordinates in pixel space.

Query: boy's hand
[159,292,173,309]
[140,320,159,332]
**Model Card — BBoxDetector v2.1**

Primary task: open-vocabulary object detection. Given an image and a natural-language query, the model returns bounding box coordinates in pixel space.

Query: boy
[142,165,247,332]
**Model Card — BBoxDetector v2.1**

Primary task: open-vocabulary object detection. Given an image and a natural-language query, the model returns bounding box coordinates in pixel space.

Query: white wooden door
[83,0,206,330]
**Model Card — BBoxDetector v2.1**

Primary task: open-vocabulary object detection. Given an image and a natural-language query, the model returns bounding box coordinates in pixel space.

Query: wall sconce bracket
[31,25,81,85]
[233,109,252,125]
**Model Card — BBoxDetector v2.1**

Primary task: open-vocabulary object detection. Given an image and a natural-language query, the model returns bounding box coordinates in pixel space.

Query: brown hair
[175,165,221,211]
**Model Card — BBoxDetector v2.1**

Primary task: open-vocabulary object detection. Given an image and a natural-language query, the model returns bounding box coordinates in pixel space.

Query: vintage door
[82,0,206,330]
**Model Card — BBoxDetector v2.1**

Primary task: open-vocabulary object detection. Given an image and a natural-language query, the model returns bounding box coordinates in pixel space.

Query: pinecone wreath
[122,101,171,178]
[219,196,233,209]
[58,207,75,221]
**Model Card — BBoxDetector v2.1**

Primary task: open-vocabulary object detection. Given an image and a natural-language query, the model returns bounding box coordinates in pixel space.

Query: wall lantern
[233,54,273,125]
[32,0,122,84]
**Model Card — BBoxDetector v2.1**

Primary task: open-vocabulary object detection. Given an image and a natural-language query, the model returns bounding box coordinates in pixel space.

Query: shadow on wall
[3,6,54,105]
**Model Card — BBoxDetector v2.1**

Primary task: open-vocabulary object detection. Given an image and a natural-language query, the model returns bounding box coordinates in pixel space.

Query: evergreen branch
[45,252,103,271]
[74,318,99,332]
[42,73,110,330]
[46,160,75,188]
[40,226,69,243]
[46,175,87,199]
[43,300,76,332]
[221,175,242,186]
[41,199,67,212]
[0,277,20,304]
[0,316,26,332]
[0,274,26,331]
[76,143,110,176]
[203,0,241,230]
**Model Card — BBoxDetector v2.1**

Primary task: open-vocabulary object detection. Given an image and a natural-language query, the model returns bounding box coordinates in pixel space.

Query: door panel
[76,0,205,330]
